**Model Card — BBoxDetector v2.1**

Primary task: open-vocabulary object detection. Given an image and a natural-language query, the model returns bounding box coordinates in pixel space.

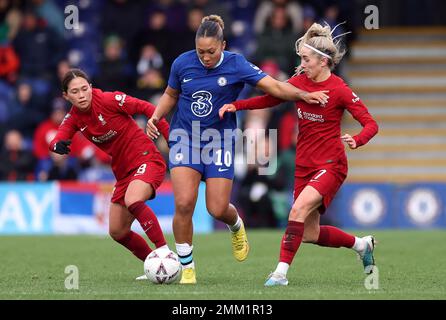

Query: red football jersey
[50,88,169,180]
[234,73,378,169]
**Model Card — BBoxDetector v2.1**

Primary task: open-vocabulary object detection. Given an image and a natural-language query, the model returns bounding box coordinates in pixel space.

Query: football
[143,248,181,284]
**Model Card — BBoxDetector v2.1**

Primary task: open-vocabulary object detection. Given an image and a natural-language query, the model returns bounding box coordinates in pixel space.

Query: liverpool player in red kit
[50,69,169,279]
[219,23,379,286]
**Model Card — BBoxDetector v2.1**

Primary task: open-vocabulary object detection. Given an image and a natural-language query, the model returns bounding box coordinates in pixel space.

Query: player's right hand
[303,90,329,105]
[146,116,160,140]
[53,140,71,155]
[219,104,236,119]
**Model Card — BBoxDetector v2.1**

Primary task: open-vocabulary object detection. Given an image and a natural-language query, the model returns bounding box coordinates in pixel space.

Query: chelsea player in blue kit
[147,15,329,284]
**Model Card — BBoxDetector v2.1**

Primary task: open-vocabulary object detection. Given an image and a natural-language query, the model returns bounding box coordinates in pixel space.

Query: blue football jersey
[168,50,267,146]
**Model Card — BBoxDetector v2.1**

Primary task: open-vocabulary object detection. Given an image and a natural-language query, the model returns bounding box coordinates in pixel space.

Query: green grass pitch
[1,230,445,300]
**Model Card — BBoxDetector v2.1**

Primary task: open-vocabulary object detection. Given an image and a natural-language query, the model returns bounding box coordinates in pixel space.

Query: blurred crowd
[0,0,353,227]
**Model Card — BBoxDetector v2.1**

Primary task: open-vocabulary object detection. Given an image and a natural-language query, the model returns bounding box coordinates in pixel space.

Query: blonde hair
[295,22,349,71]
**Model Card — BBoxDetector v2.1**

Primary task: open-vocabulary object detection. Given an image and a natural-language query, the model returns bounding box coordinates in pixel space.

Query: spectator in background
[178,7,205,54]
[0,0,22,42]
[8,81,46,139]
[0,0,21,83]
[31,0,65,38]
[319,4,345,39]
[303,4,317,31]
[132,10,174,68]
[94,35,132,92]
[45,152,79,181]
[254,0,304,35]
[33,97,68,160]
[256,6,297,74]
[136,45,164,80]
[101,0,145,50]
[0,129,36,181]
[12,9,64,78]
[144,0,187,34]
[191,0,233,41]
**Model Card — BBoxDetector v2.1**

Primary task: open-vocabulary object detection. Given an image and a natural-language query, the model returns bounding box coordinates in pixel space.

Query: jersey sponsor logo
[80,125,88,132]
[91,130,117,143]
[352,92,360,103]
[191,90,213,117]
[297,108,303,119]
[297,108,324,122]
[115,94,127,107]
[183,78,193,83]
[218,168,229,172]
[217,77,227,86]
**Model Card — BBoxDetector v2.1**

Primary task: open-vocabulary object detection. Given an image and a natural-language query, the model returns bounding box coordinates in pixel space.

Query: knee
[109,227,130,242]
[289,203,311,222]
[124,196,144,209]
[206,203,227,221]
[302,226,320,243]
[175,199,195,218]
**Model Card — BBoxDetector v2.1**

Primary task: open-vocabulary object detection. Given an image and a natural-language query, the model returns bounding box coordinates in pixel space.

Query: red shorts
[293,164,347,214]
[111,154,167,206]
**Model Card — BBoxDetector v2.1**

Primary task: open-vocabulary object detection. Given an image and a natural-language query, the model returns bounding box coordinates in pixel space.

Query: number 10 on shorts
[215,149,232,167]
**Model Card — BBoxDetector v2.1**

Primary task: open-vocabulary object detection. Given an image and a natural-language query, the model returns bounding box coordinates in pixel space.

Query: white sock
[176,242,195,269]
[274,262,289,276]
[158,244,169,250]
[352,237,366,253]
[228,215,242,232]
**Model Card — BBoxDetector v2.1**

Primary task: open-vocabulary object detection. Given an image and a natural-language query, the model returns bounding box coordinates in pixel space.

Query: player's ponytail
[295,22,350,71]
[62,68,90,92]
[196,14,224,42]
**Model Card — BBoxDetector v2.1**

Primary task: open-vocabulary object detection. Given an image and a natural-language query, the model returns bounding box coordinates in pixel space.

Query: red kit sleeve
[341,88,379,147]
[111,92,170,141]
[49,112,78,152]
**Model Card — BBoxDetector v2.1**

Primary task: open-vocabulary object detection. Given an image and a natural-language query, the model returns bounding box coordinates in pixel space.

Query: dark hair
[61,69,90,92]
[195,15,224,42]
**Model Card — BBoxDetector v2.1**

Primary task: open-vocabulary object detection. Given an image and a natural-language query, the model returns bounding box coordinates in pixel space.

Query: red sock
[279,221,304,264]
[115,231,152,261]
[316,225,355,248]
[128,201,167,248]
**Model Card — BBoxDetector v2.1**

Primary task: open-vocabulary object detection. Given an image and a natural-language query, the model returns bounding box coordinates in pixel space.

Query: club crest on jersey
[115,94,127,107]
[217,77,227,86]
[98,114,106,125]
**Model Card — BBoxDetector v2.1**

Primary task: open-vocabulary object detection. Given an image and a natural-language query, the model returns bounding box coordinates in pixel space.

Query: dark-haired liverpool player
[50,68,169,279]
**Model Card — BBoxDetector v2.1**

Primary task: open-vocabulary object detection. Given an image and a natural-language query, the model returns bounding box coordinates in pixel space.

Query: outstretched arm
[219,94,283,119]
[49,113,77,154]
[256,75,329,105]
[146,86,179,140]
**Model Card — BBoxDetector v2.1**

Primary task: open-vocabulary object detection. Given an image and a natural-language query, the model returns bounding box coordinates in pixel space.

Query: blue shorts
[168,143,235,180]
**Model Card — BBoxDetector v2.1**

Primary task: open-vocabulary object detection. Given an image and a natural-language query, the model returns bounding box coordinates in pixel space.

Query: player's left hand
[341,134,357,149]
[146,116,160,140]
[219,104,236,119]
